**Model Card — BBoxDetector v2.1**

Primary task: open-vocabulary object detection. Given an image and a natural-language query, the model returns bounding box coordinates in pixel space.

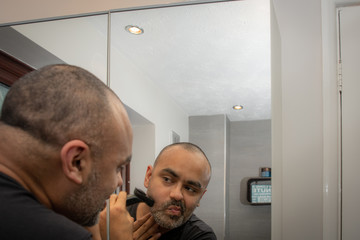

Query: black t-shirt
[0,172,92,240]
[127,203,217,240]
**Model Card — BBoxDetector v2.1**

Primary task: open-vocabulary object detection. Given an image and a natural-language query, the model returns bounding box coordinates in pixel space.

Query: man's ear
[144,165,153,188]
[60,140,91,185]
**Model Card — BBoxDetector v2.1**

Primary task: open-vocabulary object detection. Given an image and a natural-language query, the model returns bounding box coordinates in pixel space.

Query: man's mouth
[166,205,182,216]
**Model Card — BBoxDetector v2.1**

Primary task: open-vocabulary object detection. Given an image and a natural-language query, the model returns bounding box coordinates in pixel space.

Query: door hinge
[338,59,343,91]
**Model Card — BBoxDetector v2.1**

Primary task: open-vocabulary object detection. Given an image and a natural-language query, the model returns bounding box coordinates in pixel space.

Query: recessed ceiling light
[125,25,144,35]
[233,105,244,110]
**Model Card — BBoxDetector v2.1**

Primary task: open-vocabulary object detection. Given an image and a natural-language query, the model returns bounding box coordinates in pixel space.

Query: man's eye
[163,177,172,183]
[184,186,198,193]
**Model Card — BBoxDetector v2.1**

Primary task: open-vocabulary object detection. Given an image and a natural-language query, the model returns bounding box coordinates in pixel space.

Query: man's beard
[150,200,193,229]
[63,169,106,226]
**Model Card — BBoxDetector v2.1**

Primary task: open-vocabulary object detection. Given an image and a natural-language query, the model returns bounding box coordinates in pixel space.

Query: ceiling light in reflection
[233,105,244,110]
[125,25,144,35]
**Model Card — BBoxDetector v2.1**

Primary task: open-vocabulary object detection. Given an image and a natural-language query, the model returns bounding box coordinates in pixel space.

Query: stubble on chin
[150,200,188,229]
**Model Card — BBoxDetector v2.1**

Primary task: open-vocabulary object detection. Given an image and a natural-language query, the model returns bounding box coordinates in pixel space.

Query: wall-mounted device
[247,177,271,205]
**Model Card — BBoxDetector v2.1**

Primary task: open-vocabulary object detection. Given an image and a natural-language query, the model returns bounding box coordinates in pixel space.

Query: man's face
[144,146,210,229]
[63,166,109,226]
[64,100,133,226]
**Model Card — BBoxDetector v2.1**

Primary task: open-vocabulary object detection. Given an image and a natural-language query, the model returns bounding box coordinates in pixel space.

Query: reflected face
[145,146,210,229]
[64,98,133,226]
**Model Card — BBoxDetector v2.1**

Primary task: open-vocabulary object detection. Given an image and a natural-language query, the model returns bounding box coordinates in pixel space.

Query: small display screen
[251,184,271,204]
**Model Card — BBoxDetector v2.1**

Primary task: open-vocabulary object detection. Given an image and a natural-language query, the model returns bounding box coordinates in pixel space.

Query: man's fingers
[113,192,133,223]
[105,191,134,240]
[133,215,160,240]
[134,213,152,231]
[109,193,118,206]
[115,191,127,206]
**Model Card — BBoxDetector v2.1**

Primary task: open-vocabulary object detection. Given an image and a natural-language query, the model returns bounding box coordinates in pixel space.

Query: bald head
[1,64,126,158]
[154,142,212,185]
[155,142,210,165]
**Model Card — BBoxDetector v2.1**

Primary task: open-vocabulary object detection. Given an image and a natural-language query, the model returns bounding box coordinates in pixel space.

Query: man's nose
[170,184,184,201]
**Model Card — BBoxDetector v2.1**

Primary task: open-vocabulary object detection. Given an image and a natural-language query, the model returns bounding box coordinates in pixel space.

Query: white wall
[337,5,360,239]
[320,1,339,239]
[131,124,155,193]
[0,0,188,25]
[110,44,189,154]
[272,1,324,239]
[271,1,360,240]
[270,1,282,239]
[12,15,108,82]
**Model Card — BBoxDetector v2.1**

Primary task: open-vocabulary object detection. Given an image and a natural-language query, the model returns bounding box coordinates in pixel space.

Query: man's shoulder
[187,214,215,233]
[126,202,139,220]
[181,214,217,240]
[0,172,92,240]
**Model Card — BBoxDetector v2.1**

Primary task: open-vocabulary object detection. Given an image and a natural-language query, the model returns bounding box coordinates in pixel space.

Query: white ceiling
[1,0,271,122]
[110,0,271,121]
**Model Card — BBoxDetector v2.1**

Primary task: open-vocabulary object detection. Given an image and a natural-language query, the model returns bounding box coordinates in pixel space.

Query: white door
[339,5,360,240]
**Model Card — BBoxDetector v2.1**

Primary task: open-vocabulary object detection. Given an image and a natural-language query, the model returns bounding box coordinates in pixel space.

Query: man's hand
[99,192,134,240]
[133,213,161,240]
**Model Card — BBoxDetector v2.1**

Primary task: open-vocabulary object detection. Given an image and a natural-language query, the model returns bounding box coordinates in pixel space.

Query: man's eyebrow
[161,168,179,178]
[186,180,202,189]
[161,168,203,189]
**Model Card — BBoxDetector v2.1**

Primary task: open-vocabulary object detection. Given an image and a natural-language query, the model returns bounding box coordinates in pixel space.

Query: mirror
[0,14,108,82]
[0,1,271,239]
[109,2,271,239]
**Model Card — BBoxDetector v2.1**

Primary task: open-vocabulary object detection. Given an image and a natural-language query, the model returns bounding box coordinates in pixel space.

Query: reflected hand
[99,192,134,240]
[133,213,161,240]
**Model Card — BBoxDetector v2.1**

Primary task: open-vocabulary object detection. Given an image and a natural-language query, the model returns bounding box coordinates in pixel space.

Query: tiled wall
[189,114,229,240]
[190,115,271,240]
[229,120,271,240]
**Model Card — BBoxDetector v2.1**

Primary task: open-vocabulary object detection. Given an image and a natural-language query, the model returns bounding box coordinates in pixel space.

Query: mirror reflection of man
[128,142,217,240]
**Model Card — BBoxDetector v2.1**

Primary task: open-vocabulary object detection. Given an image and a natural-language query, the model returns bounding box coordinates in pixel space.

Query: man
[0,64,134,239]
[127,142,217,240]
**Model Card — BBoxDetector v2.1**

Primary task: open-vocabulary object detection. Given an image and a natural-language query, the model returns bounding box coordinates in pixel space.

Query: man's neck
[0,162,28,190]
[0,126,55,210]
[0,161,53,209]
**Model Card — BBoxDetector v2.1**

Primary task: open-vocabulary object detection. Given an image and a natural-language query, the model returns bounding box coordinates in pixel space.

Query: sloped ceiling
[1,0,270,122]
[111,0,271,121]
